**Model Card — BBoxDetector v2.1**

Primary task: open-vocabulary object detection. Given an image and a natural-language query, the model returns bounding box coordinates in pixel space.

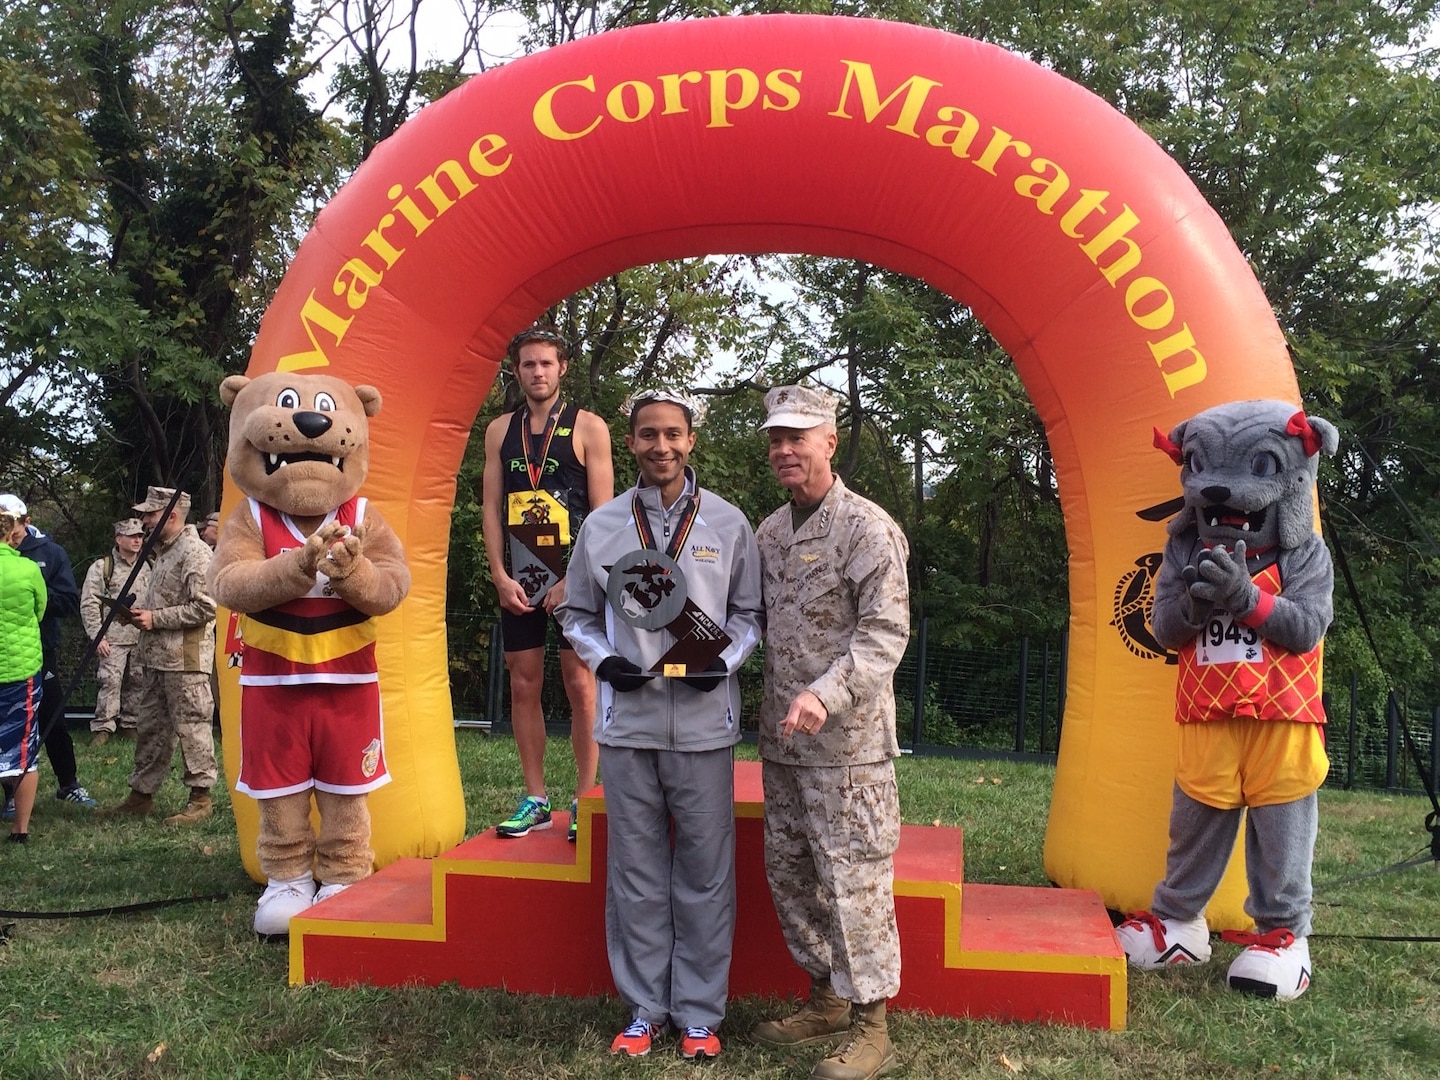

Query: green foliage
[0,0,349,540]
[0,7,127,512]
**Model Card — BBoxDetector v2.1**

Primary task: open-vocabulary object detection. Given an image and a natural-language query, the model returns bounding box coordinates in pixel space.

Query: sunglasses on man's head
[509,328,568,355]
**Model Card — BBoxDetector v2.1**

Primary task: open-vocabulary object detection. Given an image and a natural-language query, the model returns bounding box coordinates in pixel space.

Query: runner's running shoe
[680,1026,721,1060]
[611,1018,661,1056]
[495,795,551,838]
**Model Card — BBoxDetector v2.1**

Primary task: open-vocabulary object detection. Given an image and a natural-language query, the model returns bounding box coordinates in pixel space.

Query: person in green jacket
[0,506,48,842]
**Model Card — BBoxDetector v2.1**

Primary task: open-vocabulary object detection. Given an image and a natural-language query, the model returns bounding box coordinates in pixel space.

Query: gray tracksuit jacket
[558,470,763,750]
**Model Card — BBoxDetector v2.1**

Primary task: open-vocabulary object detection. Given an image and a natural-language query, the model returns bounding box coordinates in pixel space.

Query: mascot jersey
[1174,560,1323,726]
[500,401,590,565]
[236,497,378,685]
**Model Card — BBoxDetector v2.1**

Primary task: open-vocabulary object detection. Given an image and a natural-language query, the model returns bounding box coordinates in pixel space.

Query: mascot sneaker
[254,874,318,938]
[1116,911,1212,968]
[1223,929,1311,1000]
[314,882,351,904]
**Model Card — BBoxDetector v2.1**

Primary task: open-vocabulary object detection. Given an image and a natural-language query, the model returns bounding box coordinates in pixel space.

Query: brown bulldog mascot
[210,372,410,938]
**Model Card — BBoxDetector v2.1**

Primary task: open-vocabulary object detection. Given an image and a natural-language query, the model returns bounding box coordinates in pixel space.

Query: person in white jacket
[558,388,762,1062]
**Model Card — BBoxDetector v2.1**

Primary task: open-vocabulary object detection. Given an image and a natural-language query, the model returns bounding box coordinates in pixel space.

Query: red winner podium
[290,761,1126,1029]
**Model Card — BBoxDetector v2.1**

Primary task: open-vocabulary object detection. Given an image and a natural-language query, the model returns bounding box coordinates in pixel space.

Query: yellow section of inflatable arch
[221,15,1302,927]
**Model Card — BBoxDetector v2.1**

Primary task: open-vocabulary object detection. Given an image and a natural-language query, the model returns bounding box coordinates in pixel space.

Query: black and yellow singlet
[499,401,590,569]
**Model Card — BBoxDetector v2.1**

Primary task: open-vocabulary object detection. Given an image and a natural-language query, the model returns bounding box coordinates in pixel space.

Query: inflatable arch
[223,14,1302,925]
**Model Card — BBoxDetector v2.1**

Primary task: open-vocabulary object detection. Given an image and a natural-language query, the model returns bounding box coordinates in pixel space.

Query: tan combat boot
[91,731,111,747]
[753,977,852,1047]
[101,790,153,818]
[163,788,213,826]
[810,1000,897,1080]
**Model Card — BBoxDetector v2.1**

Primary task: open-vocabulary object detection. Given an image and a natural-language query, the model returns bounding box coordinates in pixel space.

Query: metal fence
[450,613,1440,795]
[57,615,1439,796]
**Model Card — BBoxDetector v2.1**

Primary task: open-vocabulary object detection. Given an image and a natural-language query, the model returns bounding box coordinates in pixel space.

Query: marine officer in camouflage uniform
[79,518,150,745]
[751,385,911,1080]
[103,487,218,826]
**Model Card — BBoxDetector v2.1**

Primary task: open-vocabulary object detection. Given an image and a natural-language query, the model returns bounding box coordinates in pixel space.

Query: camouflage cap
[761,385,839,430]
[132,485,190,515]
[114,518,145,537]
[621,388,708,428]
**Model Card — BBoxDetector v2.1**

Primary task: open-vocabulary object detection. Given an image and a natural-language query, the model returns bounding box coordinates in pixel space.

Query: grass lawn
[2,730,1438,1078]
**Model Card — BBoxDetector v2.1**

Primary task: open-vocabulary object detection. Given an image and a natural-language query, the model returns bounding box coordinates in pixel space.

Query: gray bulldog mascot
[1116,399,1338,1001]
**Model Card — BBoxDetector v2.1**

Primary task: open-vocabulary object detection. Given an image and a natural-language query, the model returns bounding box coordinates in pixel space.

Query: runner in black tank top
[499,401,592,569]
[482,324,613,843]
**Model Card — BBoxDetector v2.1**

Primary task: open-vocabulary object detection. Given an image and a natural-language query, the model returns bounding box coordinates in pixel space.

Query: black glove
[596,655,653,692]
[679,658,728,692]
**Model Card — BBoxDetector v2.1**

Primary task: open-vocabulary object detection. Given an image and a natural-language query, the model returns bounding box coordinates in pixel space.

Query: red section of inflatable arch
[223,14,1298,924]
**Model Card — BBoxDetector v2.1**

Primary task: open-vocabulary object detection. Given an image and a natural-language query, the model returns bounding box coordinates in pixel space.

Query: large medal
[606,550,688,630]
[607,488,733,676]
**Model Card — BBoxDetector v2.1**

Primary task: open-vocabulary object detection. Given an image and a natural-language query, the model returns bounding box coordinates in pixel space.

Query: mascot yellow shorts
[1176,718,1330,810]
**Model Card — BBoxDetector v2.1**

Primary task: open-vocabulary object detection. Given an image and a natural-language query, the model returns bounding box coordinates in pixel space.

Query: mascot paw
[1181,554,1216,624]
[1191,541,1260,616]
[1115,911,1212,969]
[1223,929,1310,1001]
[319,528,364,581]
[253,874,318,939]
[297,532,330,577]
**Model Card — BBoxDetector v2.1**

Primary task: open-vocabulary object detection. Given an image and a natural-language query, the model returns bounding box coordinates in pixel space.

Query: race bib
[1195,611,1261,666]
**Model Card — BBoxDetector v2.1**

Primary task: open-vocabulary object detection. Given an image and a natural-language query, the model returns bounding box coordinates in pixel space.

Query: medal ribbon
[632,488,700,561]
[520,402,563,490]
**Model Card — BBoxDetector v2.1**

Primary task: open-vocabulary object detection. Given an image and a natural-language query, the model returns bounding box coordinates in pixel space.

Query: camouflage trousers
[129,669,217,795]
[761,757,901,1004]
[91,643,142,733]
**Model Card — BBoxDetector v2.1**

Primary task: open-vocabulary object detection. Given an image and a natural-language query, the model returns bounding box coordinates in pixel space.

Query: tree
[0,4,130,534]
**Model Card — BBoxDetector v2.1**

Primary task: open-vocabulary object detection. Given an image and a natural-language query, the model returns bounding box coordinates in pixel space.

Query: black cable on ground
[1314,848,1436,891]
[1309,932,1440,943]
[0,892,232,921]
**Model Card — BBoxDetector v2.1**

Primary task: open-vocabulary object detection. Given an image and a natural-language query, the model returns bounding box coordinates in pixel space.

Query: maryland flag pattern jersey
[1175,562,1323,725]
[237,497,378,685]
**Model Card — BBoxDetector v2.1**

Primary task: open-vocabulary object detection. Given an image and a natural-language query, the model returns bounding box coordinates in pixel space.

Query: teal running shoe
[496,795,552,838]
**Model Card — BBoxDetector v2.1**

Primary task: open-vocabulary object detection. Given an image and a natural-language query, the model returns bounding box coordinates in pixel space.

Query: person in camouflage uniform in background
[102,487,218,826]
[79,518,150,745]
[751,385,911,1080]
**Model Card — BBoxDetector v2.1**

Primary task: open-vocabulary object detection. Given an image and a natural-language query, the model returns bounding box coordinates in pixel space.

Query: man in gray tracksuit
[558,389,762,1061]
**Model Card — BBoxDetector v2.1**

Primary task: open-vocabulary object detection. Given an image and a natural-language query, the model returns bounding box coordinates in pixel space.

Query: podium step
[291,761,1125,1029]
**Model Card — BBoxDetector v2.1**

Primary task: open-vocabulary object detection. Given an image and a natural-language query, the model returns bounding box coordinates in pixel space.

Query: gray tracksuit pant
[600,744,736,1030]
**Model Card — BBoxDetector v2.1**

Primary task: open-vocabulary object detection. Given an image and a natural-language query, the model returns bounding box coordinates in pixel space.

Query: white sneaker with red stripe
[1115,911,1212,969]
[1223,929,1311,1000]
